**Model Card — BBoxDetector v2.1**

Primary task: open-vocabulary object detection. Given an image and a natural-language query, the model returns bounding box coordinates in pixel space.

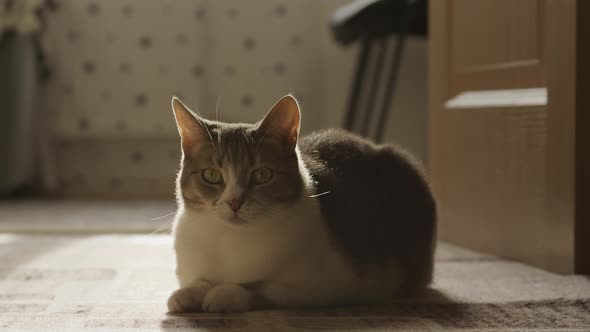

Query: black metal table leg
[344,34,371,131]
[361,38,387,137]
[374,8,413,143]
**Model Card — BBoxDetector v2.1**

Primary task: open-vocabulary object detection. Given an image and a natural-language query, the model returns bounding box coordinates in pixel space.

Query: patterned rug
[1,234,589,331]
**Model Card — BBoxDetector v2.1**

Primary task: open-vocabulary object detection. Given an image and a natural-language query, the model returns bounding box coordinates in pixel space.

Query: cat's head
[172,95,305,227]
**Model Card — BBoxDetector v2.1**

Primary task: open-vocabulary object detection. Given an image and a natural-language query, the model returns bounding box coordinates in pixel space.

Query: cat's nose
[226,199,242,213]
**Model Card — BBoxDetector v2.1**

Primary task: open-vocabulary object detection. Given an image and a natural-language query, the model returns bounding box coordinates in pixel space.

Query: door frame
[575,0,590,274]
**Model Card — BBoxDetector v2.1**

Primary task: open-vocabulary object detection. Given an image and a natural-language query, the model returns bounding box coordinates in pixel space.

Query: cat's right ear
[258,95,301,151]
[171,97,206,155]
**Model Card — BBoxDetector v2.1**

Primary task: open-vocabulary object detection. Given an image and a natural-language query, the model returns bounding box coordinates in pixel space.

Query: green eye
[202,168,223,184]
[252,167,273,184]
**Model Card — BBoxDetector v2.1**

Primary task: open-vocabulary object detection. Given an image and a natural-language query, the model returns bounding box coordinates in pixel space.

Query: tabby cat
[167,95,436,313]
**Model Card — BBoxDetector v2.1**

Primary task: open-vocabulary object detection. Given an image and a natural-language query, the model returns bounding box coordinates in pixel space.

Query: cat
[167,94,436,313]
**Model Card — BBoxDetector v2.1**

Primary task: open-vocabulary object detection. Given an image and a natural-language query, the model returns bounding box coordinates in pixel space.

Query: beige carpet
[1,234,589,331]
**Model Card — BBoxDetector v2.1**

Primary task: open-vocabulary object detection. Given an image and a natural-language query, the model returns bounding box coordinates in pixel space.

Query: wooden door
[429,0,589,274]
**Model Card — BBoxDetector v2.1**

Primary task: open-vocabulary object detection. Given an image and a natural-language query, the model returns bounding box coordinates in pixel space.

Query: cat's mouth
[225,215,248,226]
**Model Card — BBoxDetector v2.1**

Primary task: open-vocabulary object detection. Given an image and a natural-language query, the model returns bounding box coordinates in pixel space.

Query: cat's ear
[258,95,301,150]
[171,97,207,155]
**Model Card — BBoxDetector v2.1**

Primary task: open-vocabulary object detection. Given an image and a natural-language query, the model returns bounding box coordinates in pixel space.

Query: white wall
[42,0,427,197]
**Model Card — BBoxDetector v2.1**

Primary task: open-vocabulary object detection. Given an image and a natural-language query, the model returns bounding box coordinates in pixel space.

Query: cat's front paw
[167,283,210,313]
[202,284,251,313]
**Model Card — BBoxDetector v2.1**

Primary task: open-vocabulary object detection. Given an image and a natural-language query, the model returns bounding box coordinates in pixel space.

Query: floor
[0,200,177,234]
[1,201,589,331]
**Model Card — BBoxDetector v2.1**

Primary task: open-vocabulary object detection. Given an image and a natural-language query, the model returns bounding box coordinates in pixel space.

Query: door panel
[429,0,585,274]
[449,0,545,95]
[434,104,549,268]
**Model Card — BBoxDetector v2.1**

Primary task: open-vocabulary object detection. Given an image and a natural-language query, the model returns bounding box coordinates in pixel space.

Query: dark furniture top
[331,0,427,46]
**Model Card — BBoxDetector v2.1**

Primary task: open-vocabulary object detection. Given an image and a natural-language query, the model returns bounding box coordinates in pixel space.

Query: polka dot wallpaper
[41,0,357,197]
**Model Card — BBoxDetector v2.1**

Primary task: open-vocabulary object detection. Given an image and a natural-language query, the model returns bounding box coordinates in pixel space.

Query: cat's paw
[167,283,211,313]
[202,284,251,313]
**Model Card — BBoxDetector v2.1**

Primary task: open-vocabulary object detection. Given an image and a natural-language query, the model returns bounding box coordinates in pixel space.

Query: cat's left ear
[258,95,301,150]
[171,97,207,155]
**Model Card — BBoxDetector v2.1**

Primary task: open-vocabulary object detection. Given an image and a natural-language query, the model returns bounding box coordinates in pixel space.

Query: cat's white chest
[172,202,372,307]
[173,209,304,286]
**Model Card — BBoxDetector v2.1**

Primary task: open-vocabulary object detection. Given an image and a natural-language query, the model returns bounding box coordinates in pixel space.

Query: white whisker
[151,211,176,221]
[216,96,222,146]
[240,129,250,144]
[151,218,175,234]
[308,191,331,198]
[192,103,202,117]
